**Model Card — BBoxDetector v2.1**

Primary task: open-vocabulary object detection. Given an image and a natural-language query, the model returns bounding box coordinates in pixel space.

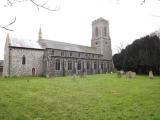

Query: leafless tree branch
[30,0,59,11]
[1,0,59,31]
[5,0,59,11]
[116,42,124,53]
[151,14,160,17]
[141,0,145,5]
[141,0,160,5]
[0,17,16,31]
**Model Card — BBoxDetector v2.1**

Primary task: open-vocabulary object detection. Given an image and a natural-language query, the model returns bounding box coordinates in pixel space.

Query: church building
[3,17,113,77]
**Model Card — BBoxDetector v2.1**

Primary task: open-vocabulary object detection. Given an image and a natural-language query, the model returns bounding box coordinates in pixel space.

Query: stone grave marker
[149,71,154,79]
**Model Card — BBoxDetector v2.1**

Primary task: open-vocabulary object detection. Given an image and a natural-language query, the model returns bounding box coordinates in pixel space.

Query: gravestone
[117,71,122,78]
[120,70,124,75]
[126,71,132,79]
[149,71,154,79]
[131,72,136,78]
[71,74,77,80]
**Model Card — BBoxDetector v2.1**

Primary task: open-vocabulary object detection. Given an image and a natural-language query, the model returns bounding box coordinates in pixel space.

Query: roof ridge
[42,39,96,49]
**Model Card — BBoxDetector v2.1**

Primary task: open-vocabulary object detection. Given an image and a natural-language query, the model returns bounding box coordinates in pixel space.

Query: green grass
[0,74,160,120]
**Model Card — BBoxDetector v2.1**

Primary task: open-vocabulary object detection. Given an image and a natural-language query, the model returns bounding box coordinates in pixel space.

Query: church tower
[91,17,112,60]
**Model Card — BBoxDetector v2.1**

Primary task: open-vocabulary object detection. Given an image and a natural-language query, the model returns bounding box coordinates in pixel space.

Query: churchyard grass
[0,74,160,120]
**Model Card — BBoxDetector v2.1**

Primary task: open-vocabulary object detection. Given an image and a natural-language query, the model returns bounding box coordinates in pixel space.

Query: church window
[101,62,104,70]
[105,42,108,44]
[92,54,94,58]
[103,27,107,36]
[22,55,26,65]
[94,62,97,70]
[61,51,64,56]
[68,61,72,70]
[87,62,90,70]
[52,50,54,55]
[78,53,81,57]
[96,42,98,45]
[95,27,98,36]
[70,52,72,57]
[77,61,81,70]
[55,59,60,70]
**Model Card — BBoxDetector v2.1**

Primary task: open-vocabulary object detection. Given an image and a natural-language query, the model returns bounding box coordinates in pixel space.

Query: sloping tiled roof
[41,39,101,54]
[9,37,100,54]
[0,60,3,66]
[10,37,43,49]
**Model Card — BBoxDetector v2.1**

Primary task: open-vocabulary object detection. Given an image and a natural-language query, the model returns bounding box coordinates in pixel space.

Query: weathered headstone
[71,74,77,80]
[83,72,87,78]
[117,71,122,78]
[149,71,154,79]
[46,74,50,78]
[126,71,132,79]
[131,72,136,78]
[120,70,124,75]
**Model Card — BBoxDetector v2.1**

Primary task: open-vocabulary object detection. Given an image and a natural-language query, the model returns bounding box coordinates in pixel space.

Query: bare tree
[5,0,59,11]
[116,42,124,53]
[0,17,16,31]
[116,0,160,5]
[0,0,59,31]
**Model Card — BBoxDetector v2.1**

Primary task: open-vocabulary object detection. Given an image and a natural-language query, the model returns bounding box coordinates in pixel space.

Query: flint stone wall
[9,47,44,76]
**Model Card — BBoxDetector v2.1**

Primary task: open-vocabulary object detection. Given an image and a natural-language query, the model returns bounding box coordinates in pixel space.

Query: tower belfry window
[95,27,98,36]
[104,27,107,36]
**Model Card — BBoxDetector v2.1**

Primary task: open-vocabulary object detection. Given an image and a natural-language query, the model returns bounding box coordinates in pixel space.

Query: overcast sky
[0,0,160,60]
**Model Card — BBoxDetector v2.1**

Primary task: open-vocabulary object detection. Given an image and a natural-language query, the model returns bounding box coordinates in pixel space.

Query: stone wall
[44,48,112,77]
[9,47,44,76]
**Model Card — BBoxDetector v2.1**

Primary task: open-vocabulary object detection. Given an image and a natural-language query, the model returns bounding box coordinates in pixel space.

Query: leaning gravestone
[149,71,154,79]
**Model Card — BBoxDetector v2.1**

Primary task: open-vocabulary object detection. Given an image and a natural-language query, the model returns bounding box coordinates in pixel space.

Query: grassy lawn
[0,74,160,120]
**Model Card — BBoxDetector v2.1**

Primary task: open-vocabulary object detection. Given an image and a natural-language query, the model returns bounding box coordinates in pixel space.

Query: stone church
[3,17,113,77]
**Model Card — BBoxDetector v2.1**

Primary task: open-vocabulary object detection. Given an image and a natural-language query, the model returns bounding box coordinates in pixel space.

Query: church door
[32,68,36,76]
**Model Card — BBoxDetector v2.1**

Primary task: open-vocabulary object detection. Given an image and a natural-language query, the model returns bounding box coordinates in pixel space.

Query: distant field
[0,74,160,120]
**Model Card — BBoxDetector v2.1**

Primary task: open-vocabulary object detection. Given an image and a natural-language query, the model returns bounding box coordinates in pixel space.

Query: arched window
[61,51,64,56]
[101,62,104,70]
[70,52,72,57]
[103,27,107,36]
[52,50,54,55]
[87,61,90,70]
[95,27,98,36]
[68,61,72,70]
[55,59,60,70]
[77,61,81,70]
[78,53,81,57]
[22,55,26,65]
[94,62,97,70]
[107,63,110,72]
